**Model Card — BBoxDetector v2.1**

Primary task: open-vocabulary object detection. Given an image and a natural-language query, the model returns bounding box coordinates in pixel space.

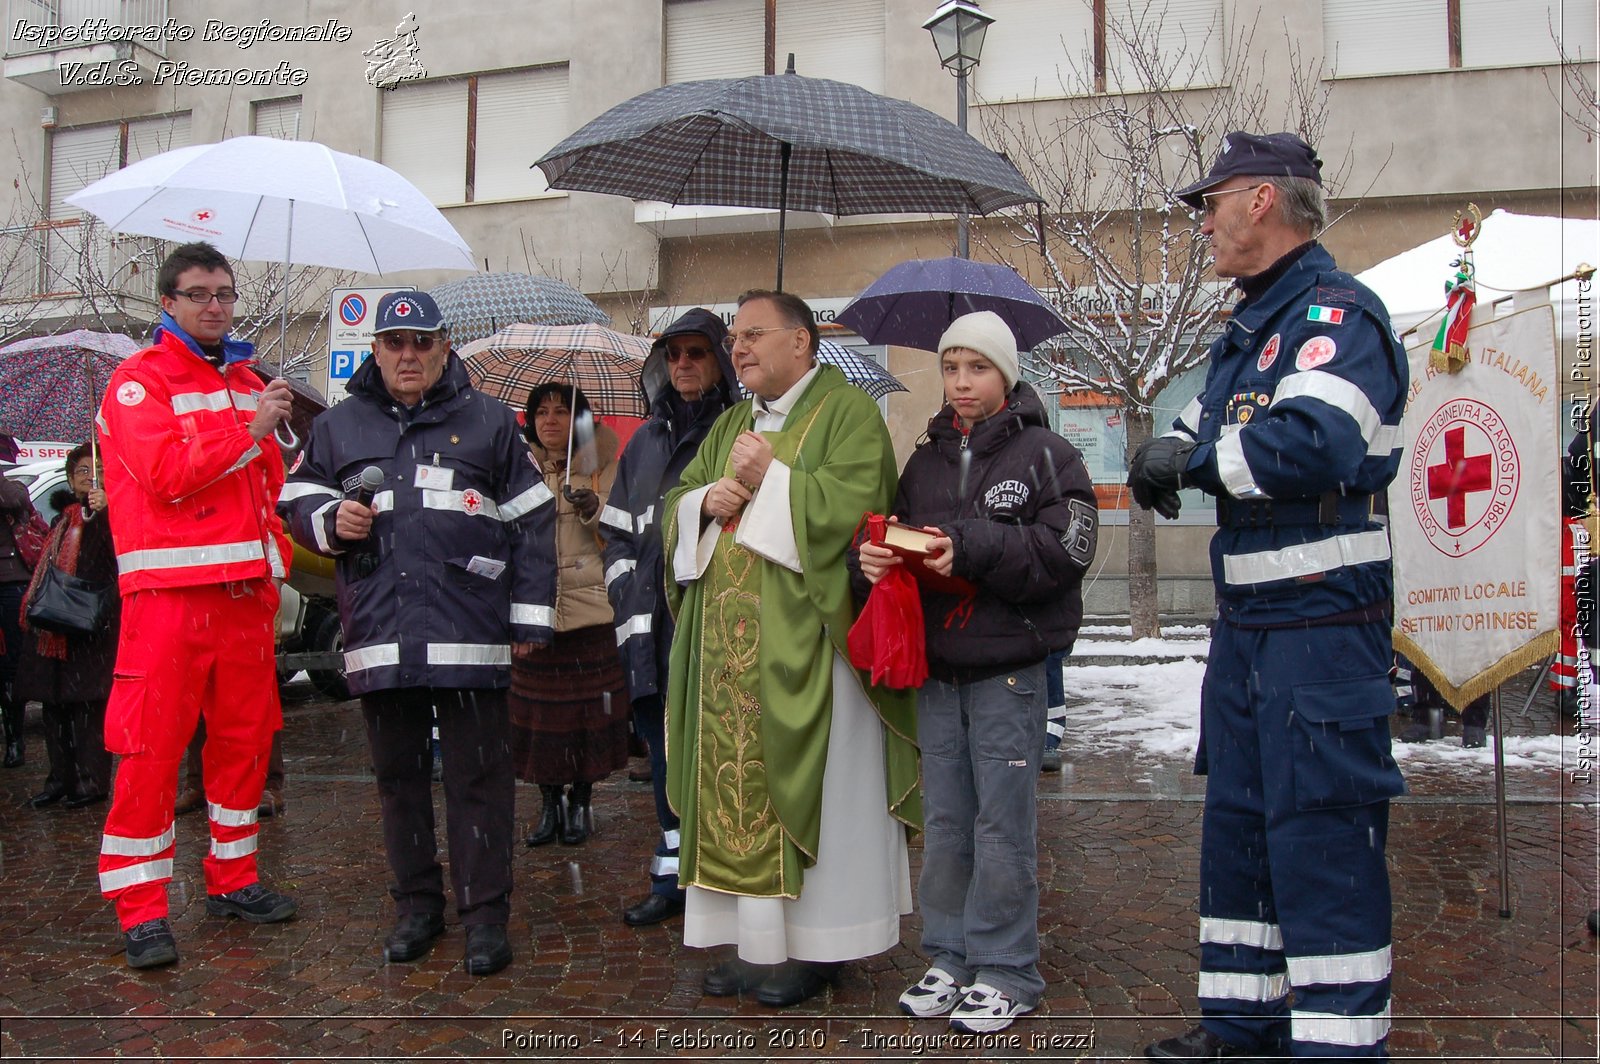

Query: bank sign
[321,286,413,405]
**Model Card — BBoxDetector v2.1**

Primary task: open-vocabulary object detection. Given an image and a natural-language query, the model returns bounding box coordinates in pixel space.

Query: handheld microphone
[354,465,384,508]
[351,465,384,579]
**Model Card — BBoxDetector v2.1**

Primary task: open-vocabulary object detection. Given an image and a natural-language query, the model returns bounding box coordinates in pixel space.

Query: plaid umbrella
[810,340,907,402]
[535,66,1042,289]
[429,272,610,347]
[459,323,650,420]
[0,331,140,442]
[837,256,1070,352]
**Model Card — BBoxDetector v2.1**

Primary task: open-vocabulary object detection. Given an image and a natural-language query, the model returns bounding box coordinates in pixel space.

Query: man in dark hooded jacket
[600,307,734,927]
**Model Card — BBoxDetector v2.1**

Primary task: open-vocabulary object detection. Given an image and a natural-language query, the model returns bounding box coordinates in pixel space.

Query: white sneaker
[898,966,965,1017]
[949,982,1033,1033]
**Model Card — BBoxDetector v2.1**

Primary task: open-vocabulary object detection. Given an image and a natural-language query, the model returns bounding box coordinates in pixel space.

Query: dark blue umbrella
[836,257,1069,352]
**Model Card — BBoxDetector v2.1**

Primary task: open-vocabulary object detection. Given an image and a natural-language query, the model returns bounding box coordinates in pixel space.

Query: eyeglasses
[379,332,441,352]
[171,288,239,305]
[70,465,95,477]
[666,346,713,363]
[1199,184,1264,215]
[722,326,797,353]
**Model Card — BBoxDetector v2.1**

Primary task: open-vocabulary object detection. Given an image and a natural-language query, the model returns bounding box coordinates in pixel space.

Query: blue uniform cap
[1176,132,1323,209]
[374,291,447,334]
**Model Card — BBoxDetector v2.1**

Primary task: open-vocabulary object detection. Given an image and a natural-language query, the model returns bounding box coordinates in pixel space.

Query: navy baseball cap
[1176,132,1323,209]
[373,291,446,333]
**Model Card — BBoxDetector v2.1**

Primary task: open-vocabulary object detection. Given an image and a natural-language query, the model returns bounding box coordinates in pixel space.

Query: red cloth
[848,514,929,689]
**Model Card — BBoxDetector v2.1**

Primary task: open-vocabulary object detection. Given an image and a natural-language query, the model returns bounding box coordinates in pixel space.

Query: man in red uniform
[96,241,298,969]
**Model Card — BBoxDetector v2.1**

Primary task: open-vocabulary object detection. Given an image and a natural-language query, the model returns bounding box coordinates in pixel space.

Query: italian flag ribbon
[1430,248,1475,373]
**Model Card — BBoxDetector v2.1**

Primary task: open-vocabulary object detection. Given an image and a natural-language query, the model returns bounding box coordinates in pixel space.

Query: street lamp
[923,0,994,259]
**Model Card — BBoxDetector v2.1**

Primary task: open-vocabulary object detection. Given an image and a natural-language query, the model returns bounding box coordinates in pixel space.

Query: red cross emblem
[462,488,482,515]
[192,209,212,223]
[1425,426,1492,531]
[1409,397,1519,558]
[395,301,412,317]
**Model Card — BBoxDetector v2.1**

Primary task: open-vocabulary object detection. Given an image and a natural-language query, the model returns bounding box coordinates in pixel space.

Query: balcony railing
[5,0,170,58]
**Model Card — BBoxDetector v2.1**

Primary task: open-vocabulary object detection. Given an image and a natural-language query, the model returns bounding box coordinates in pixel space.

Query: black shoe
[1145,1024,1268,1061]
[560,801,592,845]
[702,957,771,996]
[4,741,23,768]
[1588,909,1599,935]
[257,788,284,818]
[28,786,67,809]
[526,785,565,847]
[206,882,298,923]
[125,917,179,969]
[464,923,512,976]
[756,961,838,1007]
[1461,726,1487,748]
[383,912,445,963]
[62,791,107,809]
[1040,747,1063,773]
[623,892,684,927]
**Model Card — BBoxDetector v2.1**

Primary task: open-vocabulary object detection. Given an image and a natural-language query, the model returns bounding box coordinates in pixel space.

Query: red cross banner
[1390,304,1563,706]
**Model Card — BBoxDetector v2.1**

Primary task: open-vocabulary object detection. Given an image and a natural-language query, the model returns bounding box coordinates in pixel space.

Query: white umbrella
[65,135,476,275]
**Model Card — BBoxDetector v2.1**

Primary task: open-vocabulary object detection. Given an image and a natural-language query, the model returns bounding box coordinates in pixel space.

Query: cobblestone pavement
[0,675,1594,1062]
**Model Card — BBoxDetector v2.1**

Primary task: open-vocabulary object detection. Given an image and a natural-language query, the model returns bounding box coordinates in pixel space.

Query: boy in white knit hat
[854,310,1098,1032]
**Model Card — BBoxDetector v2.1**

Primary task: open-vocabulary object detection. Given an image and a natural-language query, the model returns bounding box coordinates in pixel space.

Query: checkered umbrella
[459,323,650,420]
[429,273,610,347]
[809,340,908,402]
[0,330,139,443]
[534,66,1042,289]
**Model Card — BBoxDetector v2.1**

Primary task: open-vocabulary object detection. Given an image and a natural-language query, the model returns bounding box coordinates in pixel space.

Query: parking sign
[320,286,414,405]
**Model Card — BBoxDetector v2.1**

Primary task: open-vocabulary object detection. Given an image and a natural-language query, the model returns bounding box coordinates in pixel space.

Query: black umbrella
[534,59,1042,290]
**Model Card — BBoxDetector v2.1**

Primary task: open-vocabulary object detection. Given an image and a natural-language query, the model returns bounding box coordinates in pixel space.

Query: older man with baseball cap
[1130,133,1407,1061]
[280,289,556,975]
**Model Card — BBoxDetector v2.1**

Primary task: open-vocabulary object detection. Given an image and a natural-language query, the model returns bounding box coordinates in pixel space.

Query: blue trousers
[917,663,1046,1006]
[632,695,681,899]
[1196,618,1403,1060]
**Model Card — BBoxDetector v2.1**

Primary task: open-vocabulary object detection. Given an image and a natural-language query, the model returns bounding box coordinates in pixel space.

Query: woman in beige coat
[510,383,631,846]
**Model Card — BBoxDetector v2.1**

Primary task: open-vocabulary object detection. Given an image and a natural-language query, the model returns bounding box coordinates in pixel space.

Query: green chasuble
[663,364,921,899]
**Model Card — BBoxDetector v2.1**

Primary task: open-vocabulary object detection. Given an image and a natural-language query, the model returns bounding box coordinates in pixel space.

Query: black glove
[565,486,600,521]
[1128,437,1197,520]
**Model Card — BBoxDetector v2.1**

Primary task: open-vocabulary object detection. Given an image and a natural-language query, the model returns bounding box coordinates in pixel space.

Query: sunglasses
[379,332,441,352]
[666,346,712,363]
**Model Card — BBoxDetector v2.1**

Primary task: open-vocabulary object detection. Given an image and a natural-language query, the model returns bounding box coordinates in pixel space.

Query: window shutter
[50,124,121,218]
[665,0,763,83]
[380,80,468,205]
[972,0,1097,102]
[775,0,885,92]
[1461,0,1597,68]
[1105,0,1225,91]
[1323,0,1449,77]
[126,113,190,165]
[476,67,570,201]
[252,96,303,140]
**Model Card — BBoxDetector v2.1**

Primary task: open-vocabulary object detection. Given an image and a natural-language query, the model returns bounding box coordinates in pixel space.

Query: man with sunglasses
[279,290,555,976]
[1128,134,1407,1062]
[660,291,919,1008]
[599,308,733,929]
[95,241,299,970]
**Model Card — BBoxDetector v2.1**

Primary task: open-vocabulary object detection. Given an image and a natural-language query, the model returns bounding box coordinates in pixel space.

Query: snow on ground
[1061,646,1590,780]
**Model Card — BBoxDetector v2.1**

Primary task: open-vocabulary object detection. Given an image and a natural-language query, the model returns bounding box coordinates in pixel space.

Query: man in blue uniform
[1129,133,1407,1062]
[600,308,734,927]
[279,291,555,976]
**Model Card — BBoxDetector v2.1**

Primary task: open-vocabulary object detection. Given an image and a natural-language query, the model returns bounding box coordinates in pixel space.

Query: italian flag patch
[1307,305,1345,324]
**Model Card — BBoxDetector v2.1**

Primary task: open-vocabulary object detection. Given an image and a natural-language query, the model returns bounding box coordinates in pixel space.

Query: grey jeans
[916,662,1046,1006]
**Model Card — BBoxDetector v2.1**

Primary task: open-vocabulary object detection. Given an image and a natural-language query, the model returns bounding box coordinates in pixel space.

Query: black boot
[2,699,23,768]
[525,785,565,847]
[561,782,592,845]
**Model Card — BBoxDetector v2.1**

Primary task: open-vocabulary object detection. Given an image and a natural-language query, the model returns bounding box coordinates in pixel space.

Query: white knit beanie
[937,310,1020,390]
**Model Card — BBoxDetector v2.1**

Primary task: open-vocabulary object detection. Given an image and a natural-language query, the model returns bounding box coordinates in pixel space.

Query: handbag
[25,564,110,636]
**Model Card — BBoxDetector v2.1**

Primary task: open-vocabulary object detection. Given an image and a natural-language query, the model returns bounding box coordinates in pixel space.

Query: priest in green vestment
[663,290,921,1008]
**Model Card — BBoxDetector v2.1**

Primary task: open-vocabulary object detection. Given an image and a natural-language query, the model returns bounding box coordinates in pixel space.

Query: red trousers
[98,582,282,929]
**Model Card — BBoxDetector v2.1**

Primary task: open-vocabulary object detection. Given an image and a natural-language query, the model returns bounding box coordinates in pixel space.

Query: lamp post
[923,0,994,259]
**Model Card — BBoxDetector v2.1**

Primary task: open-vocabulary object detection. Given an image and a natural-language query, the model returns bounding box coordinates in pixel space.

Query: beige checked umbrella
[458,323,650,420]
